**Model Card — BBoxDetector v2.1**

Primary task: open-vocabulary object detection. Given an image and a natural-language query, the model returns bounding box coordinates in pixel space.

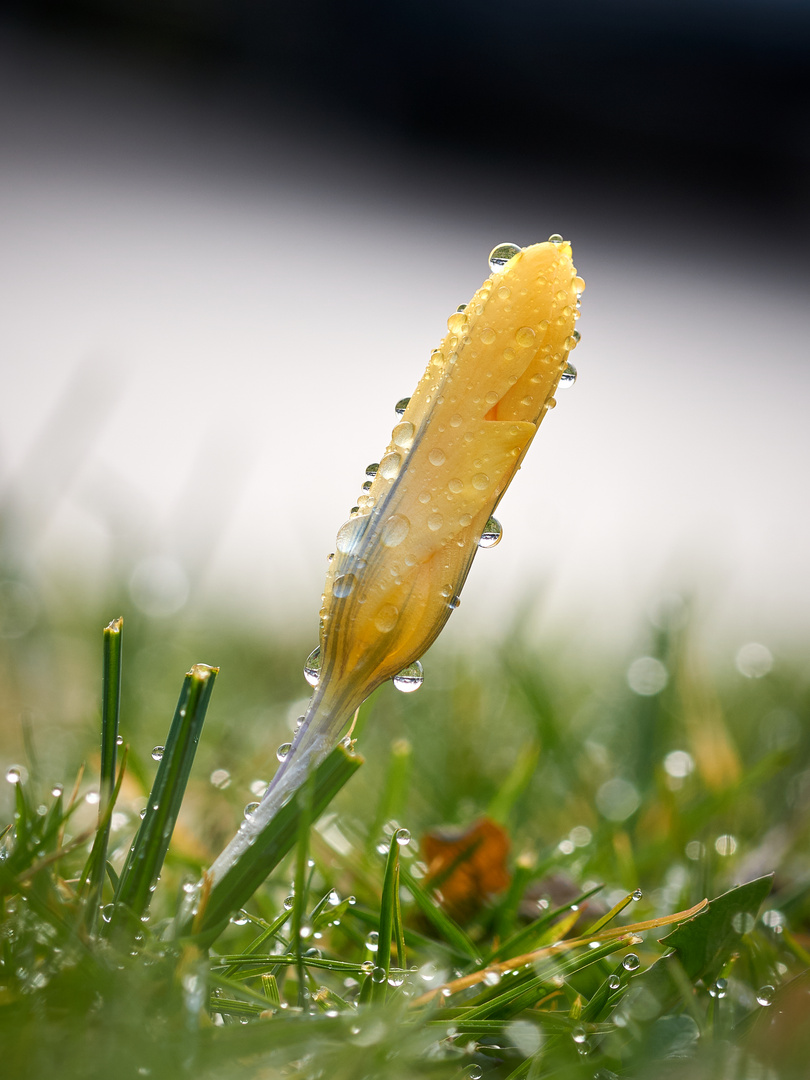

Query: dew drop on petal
[471,473,489,490]
[448,478,463,494]
[365,462,379,477]
[375,604,399,633]
[304,646,321,686]
[515,326,536,348]
[381,514,410,548]
[336,516,368,555]
[479,327,496,345]
[395,397,410,416]
[559,362,577,387]
[447,312,469,335]
[548,233,564,244]
[393,661,424,693]
[489,242,522,272]
[333,573,356,599]
[478,517,503,548]
[428,448,446,467]
[379,452,402,480]
[427,512,444,532]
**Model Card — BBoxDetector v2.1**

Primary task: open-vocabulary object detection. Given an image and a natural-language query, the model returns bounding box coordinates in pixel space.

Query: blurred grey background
[1,2,809,660]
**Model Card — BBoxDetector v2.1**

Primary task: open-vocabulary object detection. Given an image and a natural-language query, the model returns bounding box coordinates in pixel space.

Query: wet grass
[1,591,809,1079]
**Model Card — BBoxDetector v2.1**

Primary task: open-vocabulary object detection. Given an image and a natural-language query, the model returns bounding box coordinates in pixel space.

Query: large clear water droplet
[333,573,356,599]
[151,746,164,762]
[756,985,774,1006]
[365,462,379,477]
[336,516,367,555]
[365,930,379,952]
[622,953,640,971]
[607,974,621,990]
[304,646,321,686]
[381,514,410,548]
[548,233,564,244]
[393,660,424,693]
[244,802,260,819]
[393,421,415,449]
[395,397,410,416]
[489,242,522,272]
[379,452,402,481]
[559,362,577,387]
[478,517,503,548]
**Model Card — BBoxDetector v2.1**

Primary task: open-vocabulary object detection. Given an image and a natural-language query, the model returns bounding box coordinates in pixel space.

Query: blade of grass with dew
[108,663,217,933]
[81,618,124,931]
[371,828,401,1002]
[181,742,363,941]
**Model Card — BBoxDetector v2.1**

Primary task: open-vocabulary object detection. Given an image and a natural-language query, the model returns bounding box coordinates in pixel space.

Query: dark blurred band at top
[3,0,810,215]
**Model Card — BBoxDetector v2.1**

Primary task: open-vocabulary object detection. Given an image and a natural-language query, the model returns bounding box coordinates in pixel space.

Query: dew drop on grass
[305,947,322,959]
[277,743,292,763]
[608,974,621,990]
[466,1067,483,1080]
[395,397,410,416]
[365,931,380,952]
[632,889,643,901]
[283,896,294,910]
[572,1026,587,1044]
[757,985,775,1006]
[559,362,577,387]
[244,802,260,819]
[116,735,124,746]
[5,767,22,784]
[151,746,164,762]
[483,969,501,987]
[395,828,411,846]
[304,646,321,686]
[51,784,63,798]
[709,978,727,999]
[393,661,424,693]
[371,966,386,983]
[231,911,249,925]
[622,953,640,971]
[478,517,503,548]
[489,242,522,272]
[388,973,405,987]
[101,904,114,924]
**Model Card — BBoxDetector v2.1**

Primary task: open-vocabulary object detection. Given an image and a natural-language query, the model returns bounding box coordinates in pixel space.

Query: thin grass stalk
[371,830,400,1002]
[84,617,123,930]
[109,663,217,933]
[292,771,315,1006]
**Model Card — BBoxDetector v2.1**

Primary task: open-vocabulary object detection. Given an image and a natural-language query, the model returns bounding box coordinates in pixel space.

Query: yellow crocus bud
[208,238,582,883]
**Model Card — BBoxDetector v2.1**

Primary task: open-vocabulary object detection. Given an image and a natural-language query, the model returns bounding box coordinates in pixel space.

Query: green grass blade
[109,663,217,932]
[372,830,401,1002]
[184,743,363,941]
[84,617,123,930]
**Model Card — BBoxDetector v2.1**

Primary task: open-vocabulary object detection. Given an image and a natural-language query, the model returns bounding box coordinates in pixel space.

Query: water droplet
[622,953,640,972]
[447,311,469,335]
[304,646,321,686]
[116,735,124,747]
[396,828,411,846]
[456,303,467,312]
[50,784,63,798]
[515,326,536,348]
[244,802,260,819]
[428,447,446,467]
[381,514,410,548]
[756,985,775,1006]
[151,746,164,762]
[449,596,461,609]
[336,516,368,554]
[448,478,464,494]
[388,972,405,987]
[333,573,356,599]
[365,462,379,477]
[471,473,489,491]
[395,397,410,416]
[374,604,399,633]
[478,517,503,548]
[100,903,114,923]
[360,960,374,975]
[573,275,586,294]
[283,895,294,910]
[559,362,577,387]
[489,242,521,272]
[210,768,231,789]
[572,1026,587,1044]
[632,889,643,902]
[393,421,415,449]
[466,1066,483,1080]
[548,233,564,244]
[277,742,292,763]
[5,767,22,784]
[361,480,372,492]
[85,791,100,805]
[139,808,147,820]
[427,512,443,532]
[709,978,727,999]
[365,931,379,952]
[231,910,249,926]
[393,661,424,693]
[369,965,386,983]
[379,452,402,480]
[607,974,621,990]
[483,969,501,986]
